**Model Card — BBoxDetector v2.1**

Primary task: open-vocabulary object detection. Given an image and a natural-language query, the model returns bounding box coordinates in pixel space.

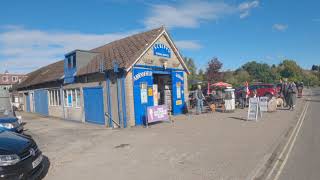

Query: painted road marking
[273,101,310,180]
[265,100,310,180]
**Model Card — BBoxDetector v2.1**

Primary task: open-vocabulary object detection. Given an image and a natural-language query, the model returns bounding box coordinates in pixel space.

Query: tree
[278,60,303,82]
[198,69,205,81]
[240,61,273,83]
[184,57,197,76]
[311,65,319,71]
[206,57,223,82]
[184,57,199,88]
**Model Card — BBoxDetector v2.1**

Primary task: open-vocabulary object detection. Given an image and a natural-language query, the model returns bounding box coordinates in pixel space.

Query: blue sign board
[153,43,171,58]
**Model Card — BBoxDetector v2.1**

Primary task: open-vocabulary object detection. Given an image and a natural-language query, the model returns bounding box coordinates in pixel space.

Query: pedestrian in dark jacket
[281,79,289,107]
[287,82,297,110]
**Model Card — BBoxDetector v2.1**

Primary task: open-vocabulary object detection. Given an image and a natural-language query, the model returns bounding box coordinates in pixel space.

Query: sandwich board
[247,97,261,121]
[259,97,268,112]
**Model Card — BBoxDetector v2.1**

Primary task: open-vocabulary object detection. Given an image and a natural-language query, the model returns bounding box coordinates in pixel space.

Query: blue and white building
[15,27,190,128]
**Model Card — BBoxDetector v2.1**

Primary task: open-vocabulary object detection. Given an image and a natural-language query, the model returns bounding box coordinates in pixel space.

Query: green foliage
[184,56,319,90]
[311,65,319,71]
[278,60,303,82]
[239,61,274,83]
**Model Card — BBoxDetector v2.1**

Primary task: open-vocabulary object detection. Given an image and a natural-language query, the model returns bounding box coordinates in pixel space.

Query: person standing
[287,81,297,110]
[239,87,247,109]
[195,85,205,114]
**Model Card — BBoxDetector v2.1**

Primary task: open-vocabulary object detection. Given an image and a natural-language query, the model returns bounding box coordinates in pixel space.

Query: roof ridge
[90,26,164,52]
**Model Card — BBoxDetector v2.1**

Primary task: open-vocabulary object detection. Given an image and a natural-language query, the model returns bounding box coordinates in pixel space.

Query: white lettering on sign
[175,73,184,81]
[133,71,152,81]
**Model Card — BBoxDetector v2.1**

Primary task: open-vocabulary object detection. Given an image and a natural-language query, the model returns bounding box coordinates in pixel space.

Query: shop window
[176,82,181,99]
[49,89,61,106]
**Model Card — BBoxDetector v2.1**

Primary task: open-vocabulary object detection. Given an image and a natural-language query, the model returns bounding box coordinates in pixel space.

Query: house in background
[0,70,27,90]
[15,27,190,128]
[0,70,27,109]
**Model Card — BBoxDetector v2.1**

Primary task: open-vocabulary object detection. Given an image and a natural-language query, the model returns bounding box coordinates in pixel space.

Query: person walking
[195,85,205,114]
[281,78,289,107]
[287,81,297,110]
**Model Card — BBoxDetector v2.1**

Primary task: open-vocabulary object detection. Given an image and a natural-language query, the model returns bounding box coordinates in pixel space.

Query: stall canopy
[207,82,232,94]
[211,82,232,88]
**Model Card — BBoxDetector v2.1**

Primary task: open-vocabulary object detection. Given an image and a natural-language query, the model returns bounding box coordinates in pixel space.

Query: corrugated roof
[77,27,164,76]
[15,60,64,89]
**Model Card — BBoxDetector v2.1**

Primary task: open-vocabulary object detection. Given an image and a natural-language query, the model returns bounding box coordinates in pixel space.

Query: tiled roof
[0,74,27,85]
[16,26,172,89]
[14,60,64,89]
[77,27,164,76]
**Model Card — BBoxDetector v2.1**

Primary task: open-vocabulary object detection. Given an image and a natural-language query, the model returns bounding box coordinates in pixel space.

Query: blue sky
[0,0,319,73]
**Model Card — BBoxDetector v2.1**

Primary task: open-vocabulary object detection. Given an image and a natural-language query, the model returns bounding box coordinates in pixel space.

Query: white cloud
[272,23,288,32]
[238,0,259,19]
[0,26,135,73]
[175,40,202,50]
[0,26,202,73]
[144,0,259,29]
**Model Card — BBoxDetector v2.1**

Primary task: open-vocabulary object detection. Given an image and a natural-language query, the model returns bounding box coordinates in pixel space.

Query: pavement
[18,91,309,180]
[277,87,320,180]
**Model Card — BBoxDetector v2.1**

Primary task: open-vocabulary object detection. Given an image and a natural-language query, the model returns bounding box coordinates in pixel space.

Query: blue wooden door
[26,94,30,112]
[83,87,105,125]
[133,68,153,126]
[171,71,185,115]
[34,90,49,116]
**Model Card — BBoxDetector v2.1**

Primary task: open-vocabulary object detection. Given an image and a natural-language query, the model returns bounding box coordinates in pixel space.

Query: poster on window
[153,84,158,106]
[176,82,181,99]
[140,83,148,104]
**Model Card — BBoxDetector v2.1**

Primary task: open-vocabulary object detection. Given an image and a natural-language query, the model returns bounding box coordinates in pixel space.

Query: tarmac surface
[278,88,320,180]
[19,92,308,180]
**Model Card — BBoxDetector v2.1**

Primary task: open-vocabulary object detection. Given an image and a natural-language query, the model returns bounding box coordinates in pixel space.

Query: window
[48,89,61,106]
[67,57,72,69]
[12,76,18,82]
[2,76,8,82]
[63,88,81,108]
[73,55,76,68]
[76,89,80,107]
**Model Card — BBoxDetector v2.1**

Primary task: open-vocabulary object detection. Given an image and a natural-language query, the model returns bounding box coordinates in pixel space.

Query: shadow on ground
[305,99,320,103]
[228,117,247,121]
[38,156,50,180]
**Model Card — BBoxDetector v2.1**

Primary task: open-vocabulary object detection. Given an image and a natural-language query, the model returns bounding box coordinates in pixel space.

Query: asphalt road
[279,87,320,180]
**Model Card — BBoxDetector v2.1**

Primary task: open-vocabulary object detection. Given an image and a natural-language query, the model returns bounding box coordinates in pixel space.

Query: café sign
[153,43,171,58]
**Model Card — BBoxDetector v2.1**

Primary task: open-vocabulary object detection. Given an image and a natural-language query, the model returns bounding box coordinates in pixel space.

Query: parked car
[235,84,277,100]
[0,90,23,133]
[0,130,44,179]
[249,84,277,98]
